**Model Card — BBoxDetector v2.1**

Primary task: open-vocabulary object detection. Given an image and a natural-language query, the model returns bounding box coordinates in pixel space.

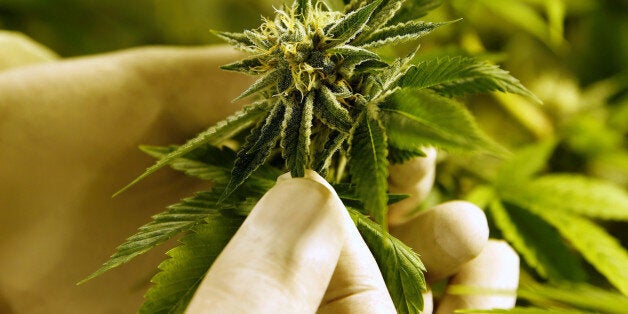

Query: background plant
[4,0,627,313]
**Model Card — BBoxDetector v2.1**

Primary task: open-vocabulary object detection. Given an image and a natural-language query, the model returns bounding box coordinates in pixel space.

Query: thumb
[186,172,348,313]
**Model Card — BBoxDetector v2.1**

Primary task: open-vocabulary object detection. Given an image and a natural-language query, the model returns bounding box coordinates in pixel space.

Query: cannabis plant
[81,0,539,312]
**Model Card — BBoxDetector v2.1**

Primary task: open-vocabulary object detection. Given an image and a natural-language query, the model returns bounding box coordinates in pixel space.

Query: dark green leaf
[314,131,348,173]
[325,0,382,47]
[362,0,405,34]
[211,30,256,51]
[328,45,380,62]
[381,90,504,154]
[529,209,628,296]
[356,20,452,48]
[489,200,586,282]
[348,109,389,226]
[233,69,286,102]
[80,190,224,284]
[314,85,354,132]
[281,95,313,177]
[349,208,426,313]
[223,102,286,200]
[140,214,244,314]
[220,56,266,75]
[139,145,234,184]
[113,102,268,197]
[400,56,541,103]
[295,0,312,17]
[388,145,426,164]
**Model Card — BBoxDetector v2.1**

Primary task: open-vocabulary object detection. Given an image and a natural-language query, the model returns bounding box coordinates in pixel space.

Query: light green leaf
[281,95,313,177]
[233,69,286,102]
[400,56,541,103]
[314,85,354,132]
[348,109,389,226]
[507,174,628,221]
[325,0,382,47]
[220,56,266,75]
[357,20,451,48]
[381,90,504,154]
[457,307,587,314]
[349,208,426,313]
[495,140,556,189]
[211,30,256,51]
[223,102,286,200]
[531,210,628,296]
[389,0,443,24]
[488,200,586,282]
[80,190,224,284]
[140,214,244,314]
[113,102,268,197]
[518,282,628,313]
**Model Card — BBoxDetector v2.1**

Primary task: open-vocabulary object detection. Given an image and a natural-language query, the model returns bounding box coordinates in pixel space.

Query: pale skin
[0,35,519,313]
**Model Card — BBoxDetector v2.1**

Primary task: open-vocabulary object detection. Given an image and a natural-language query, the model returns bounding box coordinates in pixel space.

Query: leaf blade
[80,190,225,284]
[357,20,452,49]
[488,200,586,282]
[140,214,244,314]
[349,208,426,313]
[223,102,286,199]
[325,0,382,47]
[400,56,541,103]
[382,90,504,155]
[348,109,389,226]
[113,102,268,197]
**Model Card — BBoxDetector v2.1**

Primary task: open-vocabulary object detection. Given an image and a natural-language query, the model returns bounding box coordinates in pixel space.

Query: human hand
[0,41,254,313]
[186,153,519,313]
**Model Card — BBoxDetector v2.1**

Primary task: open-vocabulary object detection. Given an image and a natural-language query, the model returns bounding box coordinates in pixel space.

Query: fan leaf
[80,190,225,284]
[530,210,628,296]
[140,214,244,314]
[381,90,503,154]
[507,174,628,221]
[349,208,426,313]
[113,102,268,197]
[400,56,541,103]
[348,108,389,226]
[488,200,586,282]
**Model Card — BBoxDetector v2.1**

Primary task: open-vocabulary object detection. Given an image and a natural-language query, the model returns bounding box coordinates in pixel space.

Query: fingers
[318,207,395,314]
[186,171,348,313]
[436,240,519,313]
[390,201,489,282]
[388,148,438,226]
[187,170,396,313]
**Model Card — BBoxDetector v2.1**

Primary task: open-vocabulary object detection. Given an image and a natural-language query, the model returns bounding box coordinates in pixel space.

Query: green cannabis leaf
[349,208,427,313]
[488,200,586,282]
[140,214,244,314]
